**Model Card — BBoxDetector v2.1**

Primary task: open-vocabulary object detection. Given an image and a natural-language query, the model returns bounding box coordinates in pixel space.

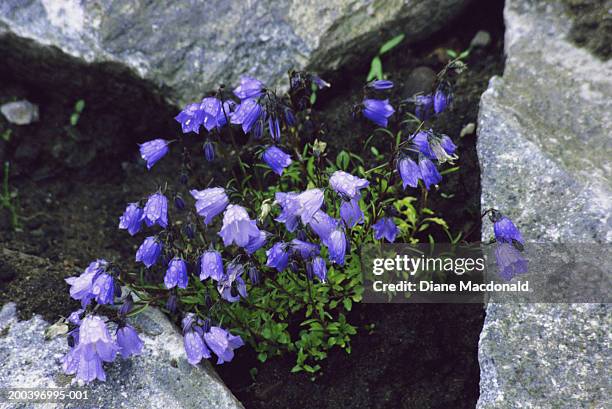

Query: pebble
[460,122,476,137]
[0,100,39,125]
[470,30,491,49]
[403,66,436,98]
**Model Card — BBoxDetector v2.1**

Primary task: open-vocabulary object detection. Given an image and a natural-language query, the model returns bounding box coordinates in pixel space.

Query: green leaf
[343,298,352,311]
[446,49,458,58]
[336,151,350,170]
[75,99,85,113]
[70,113,79,126]
[257,352,268,362]
[379,34,405,55]
[366,56,383,82]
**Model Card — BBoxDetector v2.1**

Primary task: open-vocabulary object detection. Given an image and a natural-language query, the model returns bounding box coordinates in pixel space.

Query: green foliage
[1,161,21,230]
[367,34,405,81]
[70,99,86,126]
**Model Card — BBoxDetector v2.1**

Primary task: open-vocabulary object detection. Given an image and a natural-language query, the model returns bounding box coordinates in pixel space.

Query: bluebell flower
[62,315,119,383]
[135,236,162,268]
[296,188,324,225]
[268,117,281,141]
[439,134,457,155]
[184,327,211,366]
[200,250,224,281]
[290,239,320,259]
[340,197,364,228]
[190,187,229,225]
[200,97,228,131]
[233,76,264,100]
[312,76,331,89]
[245,230,268,254]
[139,139,169,170]
[414,94,434,121]
[363,98,395,127]
[398,157,421,189]
[143,193,168,229]
[434,85,452,114]
[116,324,144,359]
[166,294,178,314]
[118,295,133,316]
[418,156,442,190]
[247,267,259,285]
[67,309,84,325]
[309,210,339,243]
[284,107,296,126]
[275,189,324,230]
[118,203,143,236]
[266,242,290,272]
[203,141,215,161]
[263,146,292,176]
[165,257,188,289]
[327,229,346,266]
[175,103,204,134]
[217,263,247,303]
[218,205,261,247]
[494,242,528,281]
[330,170,369,200]
[204,326,245,365]
[65,260,108,307]
[174,195,186,211]
[311,256,327,283]
[231,98,263,133]
[91,273,114,305]
[369,80,394,90]
[373,217,399,242]
[411,131,436,159]
[493,215,524,245]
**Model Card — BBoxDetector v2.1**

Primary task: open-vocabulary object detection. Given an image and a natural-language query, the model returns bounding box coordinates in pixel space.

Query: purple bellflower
[135,236,162,268]
[204,326,245,364]
[65,260,108,308]
[373,217,400,242]
[62,315,119,383]
[118,203,143,236]
[311,256,327,282]
[330,171,369,200]
[190,187,229,225]
[233,76,264,100]
[200,97,231,131]
[434,85,452,114]
[418,156,442,190]
[183,317,211,365]
[165,257,189,289]
[200,250,224,281]
[411,131,436,159]
[363,98,395,127]
[398,157,421,189]
[245,230,268,254]
[175,103,204,134]
[91,273,114,305]
[493,215,524,245]
[340,197,364,228]
[248,267,260,285]
[309,210,340,243]
[495,242,528,281]
[218,205,261,247]
[369,80,394,90]
[414,94,434,120]
[231,98,263,133]
[312,76,331,89]
[274,189,324,231]
[143,193,168,229]
[139,139,169,170]
[266,242,290,272]
[290,239,320,259]
[263,146,292,176]
[327,229,347,266]
[217,263,247,303]
[116,325,144,359]
[203,141,215,161]
[268,117,281,141]
[68,309,84,325]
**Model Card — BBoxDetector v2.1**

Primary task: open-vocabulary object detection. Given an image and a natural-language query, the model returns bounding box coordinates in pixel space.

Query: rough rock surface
[477,1,611,408]
[0,0,471,107]
[0,302,244,409]
[0,100,39,125]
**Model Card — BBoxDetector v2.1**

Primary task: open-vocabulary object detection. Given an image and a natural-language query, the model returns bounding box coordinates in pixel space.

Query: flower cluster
[489,209,527,280]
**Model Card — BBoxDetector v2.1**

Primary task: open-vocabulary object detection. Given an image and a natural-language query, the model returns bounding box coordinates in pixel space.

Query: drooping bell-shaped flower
[62,315,119,383]
[330,171,369,200]
[190,187,229,225]
[414,94,433,121]
[411,131,436,159]
[311,256,327,282]
[200,97,227,131]
[362,98,395,127]
[340,197,364,228]
[494,242,528,281]
[418,156,442,190]
[434,84,452,114]
[369,80,394,90]
[268,116,281,141]
[309,210,340,243]
[373,217,399,242]
[263,146,292,176]
[139,139,169,170]
[230,98,263,133]
[248,267,260,285]
[275,192,300,232]
[245,230,268,254]
[118,203,143,236]
[218,205,261,247]
[184,328,211,366]
[165,257,188,289]
[439,134,457,155]
[200,250,224,281]
[143,193,168,229]
[91,273,114,305]
[290,239,320,259]
[327,229,347,266]
[266,242,289,272]
[175,103,204,134]
[116,324,144,359]
[398,157,421,189]
[204,326,245,364]
[233,76,264,100]
[493,215,524,245]
[217,263,247,303]
[135,236,162,268]
[65,260,108,307]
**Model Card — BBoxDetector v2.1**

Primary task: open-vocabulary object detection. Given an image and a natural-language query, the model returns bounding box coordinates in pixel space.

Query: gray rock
[0,100,39,125]
[0,303,244,409]
[402,66,437,98]
[476,1,612,408]
[469,30,491,49]
[0,0,471,107]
